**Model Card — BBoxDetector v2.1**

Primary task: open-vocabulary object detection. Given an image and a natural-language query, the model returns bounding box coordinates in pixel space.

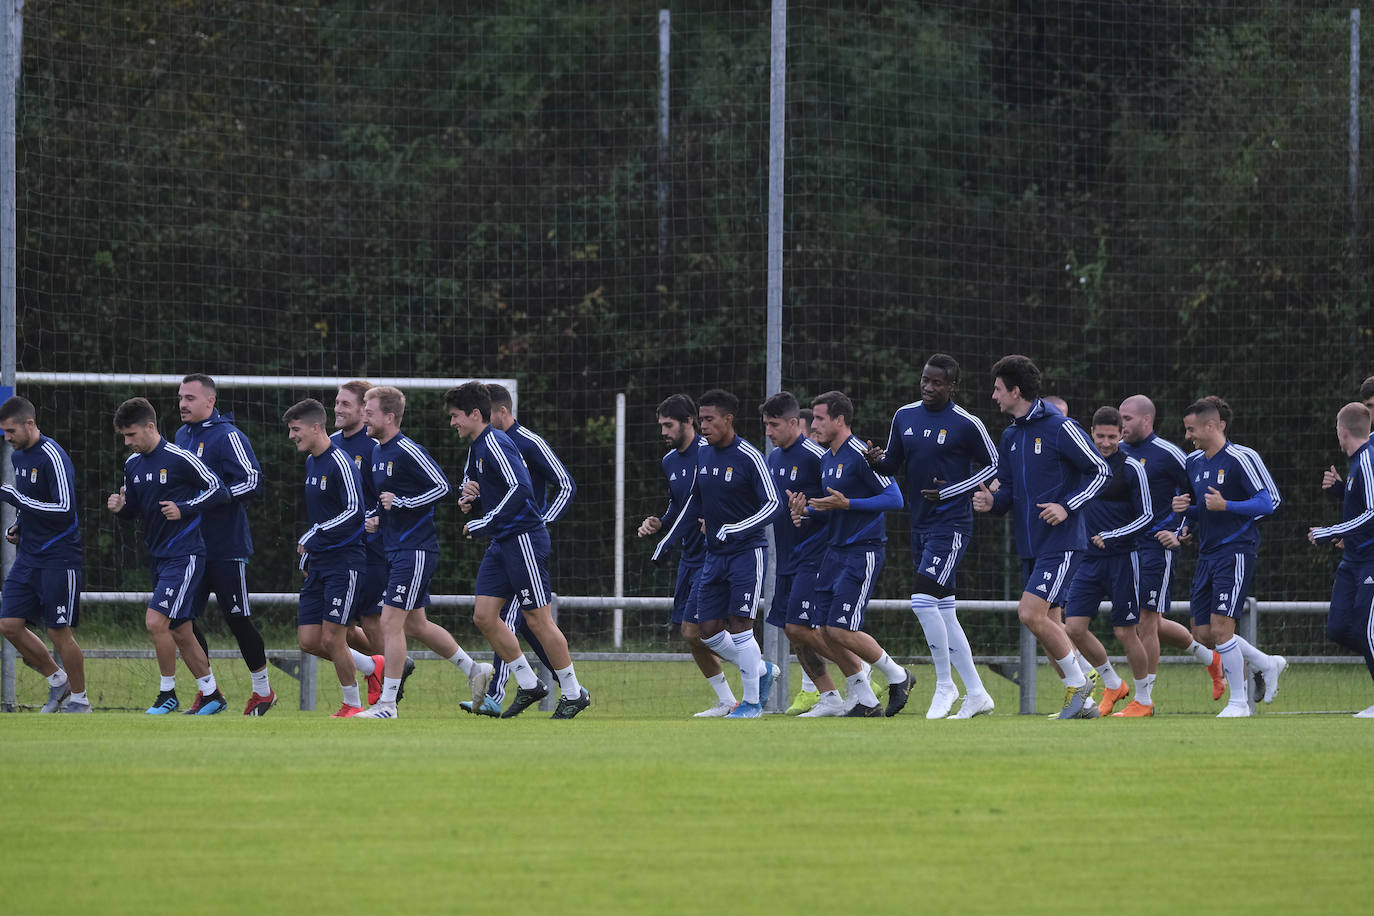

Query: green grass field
[3,661,1374,915]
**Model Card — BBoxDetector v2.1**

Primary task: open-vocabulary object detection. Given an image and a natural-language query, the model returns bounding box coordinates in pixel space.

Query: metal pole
[614,393,626,648]
[0,0,22,711]
[1351,9,1361,253]
[761,0,788,712]
[657,10,671,275]
[541,595,558,712]
[1011,518,1036,714]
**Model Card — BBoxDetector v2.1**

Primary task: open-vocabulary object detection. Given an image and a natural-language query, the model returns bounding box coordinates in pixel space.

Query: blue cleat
[758,662,780,709]
[460,696,503,717]
[724,701,762,719]
[192,690,228,716]
[146,690,179,715]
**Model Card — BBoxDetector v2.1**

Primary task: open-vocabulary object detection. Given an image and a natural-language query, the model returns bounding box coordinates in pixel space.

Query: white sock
[1231,635,1274,671]
[159,675,176,692]
[800,672,817,693]
[912,594,953,687]
[845,672,879,707]
[342,683,361,707]
[860,660,873,681]
[1075,651,1095,677]
[874,651,906,684]
[1216,637,1247,705]
[732,632,763,704]
[1136,673,1155,706]
[1187,640,1214,665]
[196,673,218,694]
[555,665,582,700]
[1057,654,1087,688]
[46,669,68,688]
[507,655,539,689]
[69,690,87,703]
[1096,662,1123,690]
[350,650,376,675]
[703,630,741,666]
[938,596,986,694]
[250,667,270,697]
[381,676,400,703]
[448,647,475,676]
[707,672,736,704]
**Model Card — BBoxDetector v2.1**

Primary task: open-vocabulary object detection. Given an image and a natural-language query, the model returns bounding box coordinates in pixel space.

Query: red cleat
[366,655,386,706]
[330,703,364,718]
[244,690,277,716]
[184,691,206,714]
[1206,652,1226,701]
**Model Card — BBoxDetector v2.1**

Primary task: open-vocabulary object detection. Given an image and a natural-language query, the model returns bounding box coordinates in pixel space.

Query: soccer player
[972,355,1110,719]
[792,390,914,718]
[331,381,388,660]
[355,386,491,719]
[174,373,274,715]
[1320,376,1374,498]
[461,383,574,716]
[0,396,89,712]
[448,381,589,719]
[284,399,368,717]
[1308,403,1374,718]
[640,395,739,717]
[672,388,782,720]
[1061,406,1153,717]
[1119,394,1226,713]
[106,397,228,715]
[760,392,838,716]
[1172,396,1286,717]
[865,354,998,719]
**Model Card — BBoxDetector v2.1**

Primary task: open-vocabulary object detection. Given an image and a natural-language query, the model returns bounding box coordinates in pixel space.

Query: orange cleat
[330,703,364,718]
[366,655,386,706]
[1098,681,1130,717]
[1111,700,1155,717]
[1206,652,1226,701]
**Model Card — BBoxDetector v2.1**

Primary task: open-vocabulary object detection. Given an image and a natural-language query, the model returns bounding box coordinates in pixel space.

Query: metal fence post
[299,651,316,711]
[541,593,558,711]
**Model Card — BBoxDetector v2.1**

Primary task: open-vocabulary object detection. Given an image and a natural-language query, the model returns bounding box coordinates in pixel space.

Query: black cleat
[844,702,883,718]
[145,690,179,715]
[500,681,549,719]
[551,688,591,719]
[885,669,915,717]
[396,656,416,703]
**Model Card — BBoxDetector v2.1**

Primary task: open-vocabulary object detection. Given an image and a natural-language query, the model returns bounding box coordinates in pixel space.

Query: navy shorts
[1189,551,1256,625]
[0,562,81,629]
[355,557,388,618]
[385,548,437,611]
[671,560,703,626]
[1063,553,1139,627]
[696,547,766,623]
[190,557,252,619]
[474,527,552,609]
[298,566,362,627]
[1328,559,1374,666]
[1020,551,1081,608]
[817,547,884,631]
[1135,546,1176,615]
[911,529,968,591]
[148,555,205,621]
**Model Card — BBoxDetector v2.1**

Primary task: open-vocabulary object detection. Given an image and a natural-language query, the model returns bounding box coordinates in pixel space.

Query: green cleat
[785,689,820,715]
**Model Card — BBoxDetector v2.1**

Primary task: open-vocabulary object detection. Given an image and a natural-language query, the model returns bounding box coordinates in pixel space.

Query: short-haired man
[1119,395,1226,712]
[760,391,839,716]
[677,388,782,719]
[866,354,998,719]
[1172,396,1286,717]
[0,396,89,712]
[640,394,739,716]
[1321,376,1374,498]
[107,397,229,715]
[792,390,914,718]
[174,373,274,715]
[460,383,575,716]
[1061,406,1153,717]
[448,381,589,718]
[284,399,368,717]
[972,355,1111,719]
[356,386,491,718]
[1309,403,1374,718]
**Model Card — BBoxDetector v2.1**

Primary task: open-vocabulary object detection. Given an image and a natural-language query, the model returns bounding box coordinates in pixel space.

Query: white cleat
[926,683,959,719]
[798,692,846,717]
[1262,656,1286,703]
[947,692,995,719]
[693,700,736,718]
[468,662,494,708]
[1353,703,1374,718]
[357,700,398,719]
[1217,703,1251,718]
